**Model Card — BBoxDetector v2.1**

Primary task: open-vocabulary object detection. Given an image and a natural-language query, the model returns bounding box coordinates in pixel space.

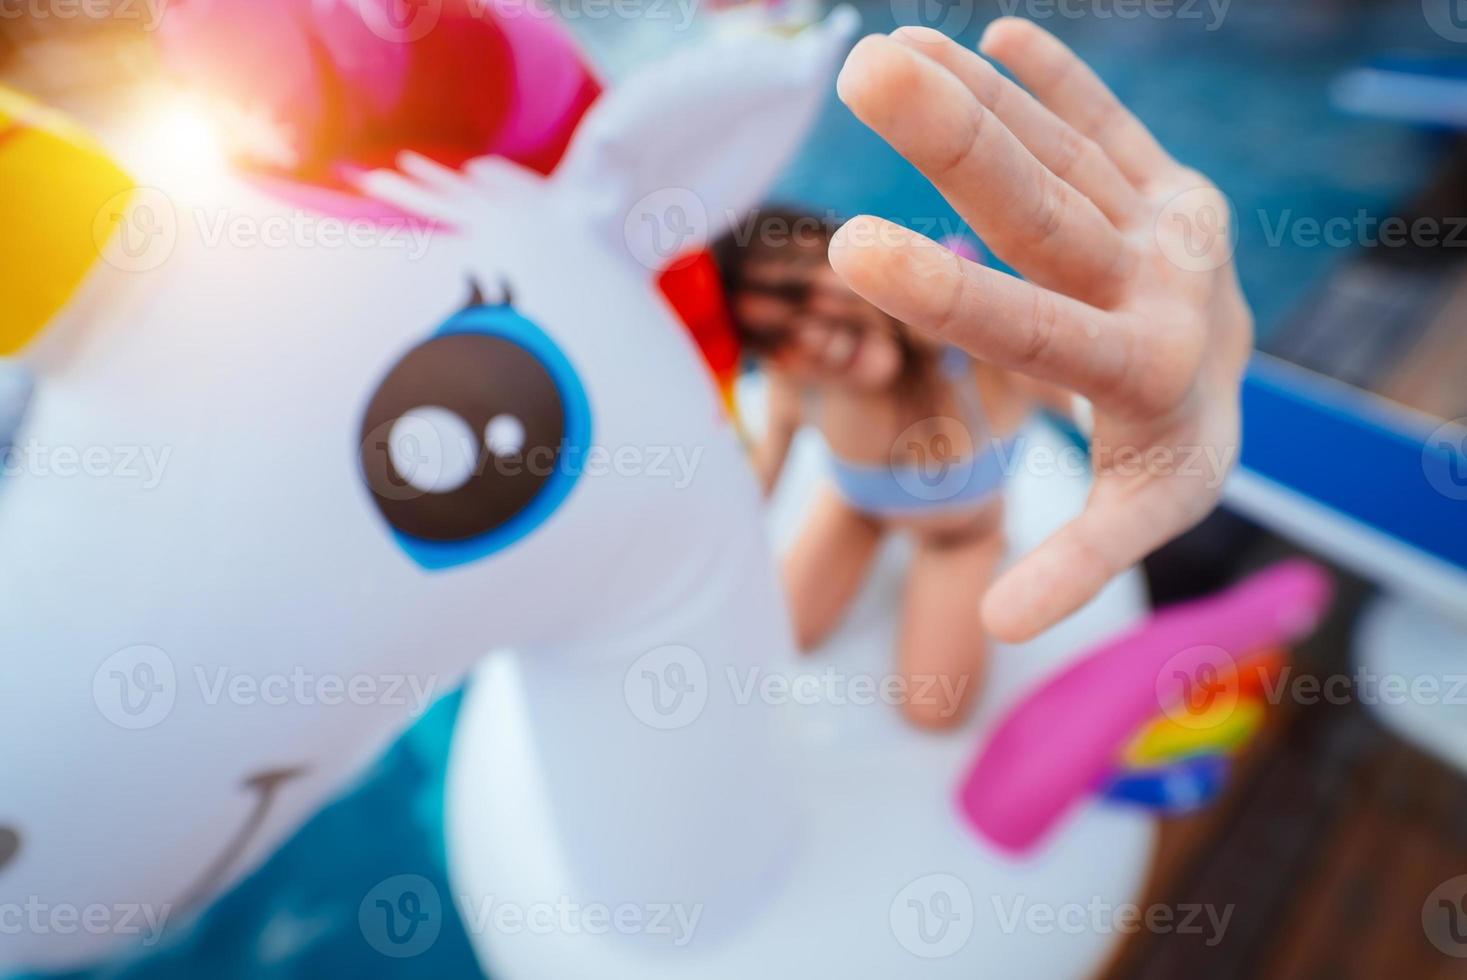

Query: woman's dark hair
[710,205,838,304]
[711,205,938,410]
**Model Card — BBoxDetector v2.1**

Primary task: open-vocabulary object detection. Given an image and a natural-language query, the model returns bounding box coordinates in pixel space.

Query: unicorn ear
[0,88,134,357]
[552,7,859,273]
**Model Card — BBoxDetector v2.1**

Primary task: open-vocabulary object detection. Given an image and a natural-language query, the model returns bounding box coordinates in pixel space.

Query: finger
[836,33,1132,307]
[980,18,1173,189]
[981,473,1217,643]
[829,216,1133,403]
[889,26,1141,228]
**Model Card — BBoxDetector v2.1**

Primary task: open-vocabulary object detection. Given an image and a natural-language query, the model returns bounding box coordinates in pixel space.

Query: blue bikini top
[825,348,1015,518]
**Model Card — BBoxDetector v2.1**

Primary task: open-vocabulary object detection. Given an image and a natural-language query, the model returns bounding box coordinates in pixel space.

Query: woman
[714,209,1074,728]
[714,20,1251,729]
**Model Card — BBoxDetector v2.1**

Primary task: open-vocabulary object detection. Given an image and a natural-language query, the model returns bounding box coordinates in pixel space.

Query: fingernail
[827,215,872,255]
[891,25,947,46]
[835,34,888,106]
[979,17,1025,54]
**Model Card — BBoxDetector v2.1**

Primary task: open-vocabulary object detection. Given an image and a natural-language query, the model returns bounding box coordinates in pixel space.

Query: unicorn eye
[360,302,591,569]
[387,406,480,495]
[484,414,527,457]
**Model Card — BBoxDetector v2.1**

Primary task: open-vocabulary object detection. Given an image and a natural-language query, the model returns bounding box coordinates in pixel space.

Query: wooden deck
[1104,573,1467,980]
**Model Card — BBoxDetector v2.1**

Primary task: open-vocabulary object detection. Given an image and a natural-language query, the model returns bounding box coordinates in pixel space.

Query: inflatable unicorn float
[0,2,1331,977]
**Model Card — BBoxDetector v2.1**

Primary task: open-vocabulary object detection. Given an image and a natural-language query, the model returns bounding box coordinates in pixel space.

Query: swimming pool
[771,0,1461,338]
[27,4,1462,978]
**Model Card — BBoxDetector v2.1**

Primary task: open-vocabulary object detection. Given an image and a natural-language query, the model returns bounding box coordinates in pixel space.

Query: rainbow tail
[959,560,1332,854]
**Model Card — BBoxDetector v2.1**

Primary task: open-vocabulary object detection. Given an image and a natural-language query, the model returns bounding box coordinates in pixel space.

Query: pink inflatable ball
[475,0,606,171]
[309,0,414,119]
[312,0,602,174]
[157,0,601,181]
[156,0,343,166]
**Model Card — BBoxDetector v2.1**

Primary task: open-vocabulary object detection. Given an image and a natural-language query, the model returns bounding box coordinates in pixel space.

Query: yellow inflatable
[0,87,133,355]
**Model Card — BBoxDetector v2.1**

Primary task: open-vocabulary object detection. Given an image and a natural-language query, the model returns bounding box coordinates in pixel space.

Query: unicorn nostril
[0,826,20,872]
[174,766,311,912]
[245,766,310,794]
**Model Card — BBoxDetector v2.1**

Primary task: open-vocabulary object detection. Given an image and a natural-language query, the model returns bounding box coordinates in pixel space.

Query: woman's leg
[898,517,1006,729]
[783,486,885,651]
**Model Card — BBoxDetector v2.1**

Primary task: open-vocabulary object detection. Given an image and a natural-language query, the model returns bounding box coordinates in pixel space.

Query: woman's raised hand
[828,19,1253,642]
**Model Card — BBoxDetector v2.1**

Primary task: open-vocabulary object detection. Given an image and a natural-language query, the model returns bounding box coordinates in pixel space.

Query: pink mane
[156,0,738,388]
[157,0,601,220]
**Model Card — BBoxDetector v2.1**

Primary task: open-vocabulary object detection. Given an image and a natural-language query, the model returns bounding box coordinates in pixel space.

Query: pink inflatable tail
[959,560,1332,854]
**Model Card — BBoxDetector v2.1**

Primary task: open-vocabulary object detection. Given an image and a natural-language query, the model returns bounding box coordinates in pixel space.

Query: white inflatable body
[448,382,1154,979]
[2,10,1154,977]
[0,14,853,972]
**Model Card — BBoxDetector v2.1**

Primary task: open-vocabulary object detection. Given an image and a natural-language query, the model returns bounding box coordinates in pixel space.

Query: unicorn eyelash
[465,277,515,310]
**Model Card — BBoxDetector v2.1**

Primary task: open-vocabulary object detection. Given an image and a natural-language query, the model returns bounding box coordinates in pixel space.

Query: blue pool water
[25,2,1465,978]
[771,1,1462,337]
[26,694,480,980]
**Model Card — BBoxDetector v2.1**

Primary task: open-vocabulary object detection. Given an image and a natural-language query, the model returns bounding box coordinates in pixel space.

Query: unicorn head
[0,8,855,970]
